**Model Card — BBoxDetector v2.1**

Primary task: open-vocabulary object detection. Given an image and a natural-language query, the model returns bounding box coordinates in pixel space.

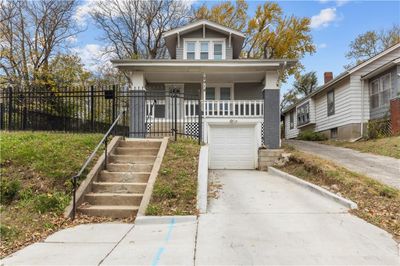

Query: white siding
[314,77,354,132]
[284,110,299,139]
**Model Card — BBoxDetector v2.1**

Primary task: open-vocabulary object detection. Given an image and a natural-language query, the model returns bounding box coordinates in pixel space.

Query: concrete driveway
[286,140,400,189]
[2,170,399,265]
[196,170,399,265]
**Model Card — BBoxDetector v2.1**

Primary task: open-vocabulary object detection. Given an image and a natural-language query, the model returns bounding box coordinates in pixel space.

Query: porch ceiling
[144,71,267,83]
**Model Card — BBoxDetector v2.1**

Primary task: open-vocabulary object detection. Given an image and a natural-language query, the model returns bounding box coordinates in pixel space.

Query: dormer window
[200,42,209,59]
[186,42,195,60]
[183,39,226,60]
[214,42,223,60]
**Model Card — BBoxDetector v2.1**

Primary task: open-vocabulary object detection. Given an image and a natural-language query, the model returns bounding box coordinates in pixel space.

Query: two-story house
[112,19,296,169]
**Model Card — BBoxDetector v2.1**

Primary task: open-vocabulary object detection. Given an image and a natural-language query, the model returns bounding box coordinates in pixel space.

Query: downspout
[353,79,365,142]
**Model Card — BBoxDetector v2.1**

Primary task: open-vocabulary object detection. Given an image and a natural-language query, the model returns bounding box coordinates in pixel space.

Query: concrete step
[98,171,150,183]
[109,155,156,164]
[92,182,147,193]
[78,205,138,219]
[106,163,153,173]
[119,140,161,149]
[84,193,143,206]
[114,147,159,156]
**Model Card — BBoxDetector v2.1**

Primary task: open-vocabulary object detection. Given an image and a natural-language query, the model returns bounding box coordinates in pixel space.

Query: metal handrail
[70,109,126,220]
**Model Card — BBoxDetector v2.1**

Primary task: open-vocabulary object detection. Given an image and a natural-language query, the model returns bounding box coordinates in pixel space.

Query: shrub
[367,119,391,139]
[297,130,328,141]
[33,192,69,214]
[0,179,21,204]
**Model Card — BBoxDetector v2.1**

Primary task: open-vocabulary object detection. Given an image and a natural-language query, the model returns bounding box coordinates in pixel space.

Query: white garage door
[209,125,256,169]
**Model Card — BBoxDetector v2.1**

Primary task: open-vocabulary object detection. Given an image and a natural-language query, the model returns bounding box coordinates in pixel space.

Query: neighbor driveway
[286,140,400,189]
[2,170,399,265]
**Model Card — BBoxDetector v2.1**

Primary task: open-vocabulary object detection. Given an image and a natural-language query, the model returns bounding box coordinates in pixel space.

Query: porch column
[263,71,280,149]
[129,71,146,138]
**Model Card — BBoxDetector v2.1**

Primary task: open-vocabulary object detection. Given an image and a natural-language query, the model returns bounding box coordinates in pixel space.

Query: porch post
[129,71,146,138]
[263,71,280,149]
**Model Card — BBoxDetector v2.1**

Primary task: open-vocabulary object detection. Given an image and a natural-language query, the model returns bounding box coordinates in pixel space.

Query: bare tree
[0,0,81,88]
[91,0,191,59]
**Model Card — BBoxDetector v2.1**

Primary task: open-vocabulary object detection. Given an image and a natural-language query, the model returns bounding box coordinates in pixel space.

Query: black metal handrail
[70,109,126,220]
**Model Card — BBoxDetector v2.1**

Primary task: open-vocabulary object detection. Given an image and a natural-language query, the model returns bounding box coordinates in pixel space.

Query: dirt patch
[276,149,400,241]
[146,138,200,216]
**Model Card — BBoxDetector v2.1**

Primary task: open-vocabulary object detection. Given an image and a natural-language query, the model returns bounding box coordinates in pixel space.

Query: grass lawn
[146,138,200,216]
[321,136,400,159]
[277,144,400,241]
[0,131,104,257]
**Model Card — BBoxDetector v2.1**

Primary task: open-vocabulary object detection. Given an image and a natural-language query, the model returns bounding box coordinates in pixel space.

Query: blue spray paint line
[151,217,176,266]
[151,247,165,266]
[165,217,176,242]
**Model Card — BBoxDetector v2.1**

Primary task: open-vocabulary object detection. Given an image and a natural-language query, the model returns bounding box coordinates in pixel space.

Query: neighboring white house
[111,19,296,169]
[283,43,400,140]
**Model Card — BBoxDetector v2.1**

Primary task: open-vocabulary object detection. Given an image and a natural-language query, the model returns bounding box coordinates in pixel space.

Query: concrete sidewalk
[286,140,400,189]
[2,170,399,265]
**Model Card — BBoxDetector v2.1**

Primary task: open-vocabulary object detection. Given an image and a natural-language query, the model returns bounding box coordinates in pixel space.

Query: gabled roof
[282,42,400,114]
[163,19,245,38]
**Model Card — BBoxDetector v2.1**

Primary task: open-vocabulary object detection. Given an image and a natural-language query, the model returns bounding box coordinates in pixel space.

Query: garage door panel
[209,125,256,169]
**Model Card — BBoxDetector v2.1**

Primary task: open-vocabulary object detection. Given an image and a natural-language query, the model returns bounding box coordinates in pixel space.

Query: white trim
[183,38,226,60]
[163,19,245,38]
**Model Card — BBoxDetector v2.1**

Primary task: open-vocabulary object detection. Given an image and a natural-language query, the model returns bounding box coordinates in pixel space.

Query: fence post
[0,102,4,130]
[174,89,178,141]
[198,93,202,145]
[7,86,12,130]
[112,85,116,135]
[22,107,27,130]
[90,85,95,132]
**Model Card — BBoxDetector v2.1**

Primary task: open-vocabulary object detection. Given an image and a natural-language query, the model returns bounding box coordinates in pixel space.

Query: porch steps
[78,139,162,219]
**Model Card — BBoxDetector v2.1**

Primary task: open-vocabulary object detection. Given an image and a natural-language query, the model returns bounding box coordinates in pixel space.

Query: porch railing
[203,100,264,117]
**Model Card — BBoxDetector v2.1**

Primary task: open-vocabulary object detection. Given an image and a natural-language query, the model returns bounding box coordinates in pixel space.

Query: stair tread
[101,171,151,174]
[79,205,139,210]
[86,192,144,197]
[107,163,154,165]
[117,147,159,150]
[111,154,156,157]
[93,182,147,185]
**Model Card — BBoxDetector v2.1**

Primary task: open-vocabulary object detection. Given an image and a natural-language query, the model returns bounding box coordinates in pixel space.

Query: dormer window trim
[183,38,226,60]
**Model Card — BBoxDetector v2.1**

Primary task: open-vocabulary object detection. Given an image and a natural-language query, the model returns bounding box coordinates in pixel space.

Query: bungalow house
[112,19,296,169]
[283,43,400,140]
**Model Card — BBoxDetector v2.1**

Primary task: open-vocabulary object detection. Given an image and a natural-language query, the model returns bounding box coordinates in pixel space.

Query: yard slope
[0,131,104,257]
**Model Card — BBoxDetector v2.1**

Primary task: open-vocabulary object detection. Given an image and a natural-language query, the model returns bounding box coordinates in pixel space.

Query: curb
[269,167,358,209]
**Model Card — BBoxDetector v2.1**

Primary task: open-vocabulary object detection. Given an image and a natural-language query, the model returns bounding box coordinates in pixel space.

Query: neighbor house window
[297,102,310,126]
[370,73,392,109]
[200,42,209,59]
[289,111,294,129]
[186,41,195,59]
[214,42,223,60]
[327,90,335,116]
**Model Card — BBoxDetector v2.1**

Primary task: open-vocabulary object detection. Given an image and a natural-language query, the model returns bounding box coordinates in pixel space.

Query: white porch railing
[146,100,264,118]
[202,100,264,117]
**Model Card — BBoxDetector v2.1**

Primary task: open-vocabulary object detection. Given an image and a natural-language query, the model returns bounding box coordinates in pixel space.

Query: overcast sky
[70,0,400,93]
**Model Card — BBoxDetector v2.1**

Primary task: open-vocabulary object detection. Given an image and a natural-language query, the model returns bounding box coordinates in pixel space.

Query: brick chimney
[324,72,333,84]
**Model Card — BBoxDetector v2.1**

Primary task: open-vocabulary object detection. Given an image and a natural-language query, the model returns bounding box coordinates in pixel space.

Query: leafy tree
[293,71,318,97]
[280,71,318,112]
[193,0,316,81]
[345,24,400,68]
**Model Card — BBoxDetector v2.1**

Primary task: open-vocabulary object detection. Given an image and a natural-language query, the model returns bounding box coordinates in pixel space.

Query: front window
[327,90,335,116]
[186,42,195,60]
[200,42,209,59]
[289,111,294,129]
[297,102,310,126]
[220,87,231,100]
[214,42,223,60]
[206,87,215,100]
[370,73,392,109]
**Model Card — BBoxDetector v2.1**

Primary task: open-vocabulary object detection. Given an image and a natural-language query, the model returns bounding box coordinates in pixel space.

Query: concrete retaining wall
[197,145,209,213]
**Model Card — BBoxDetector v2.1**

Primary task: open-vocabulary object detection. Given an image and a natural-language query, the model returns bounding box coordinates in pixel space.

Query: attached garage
[208,124,258,169]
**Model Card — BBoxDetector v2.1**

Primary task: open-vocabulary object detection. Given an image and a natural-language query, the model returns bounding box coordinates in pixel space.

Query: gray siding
[234,83,263,100]
[178,28,232,60]
[369,66,398,119]
[263,89,280,149]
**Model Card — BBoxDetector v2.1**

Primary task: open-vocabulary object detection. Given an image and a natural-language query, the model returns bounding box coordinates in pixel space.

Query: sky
[70,0,400,93]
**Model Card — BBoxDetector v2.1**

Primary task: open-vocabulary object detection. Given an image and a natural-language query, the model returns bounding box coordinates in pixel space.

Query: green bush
[1,179,21,204]
[367,119,391,139]
[33,192,69,214]
[297,130,328,141]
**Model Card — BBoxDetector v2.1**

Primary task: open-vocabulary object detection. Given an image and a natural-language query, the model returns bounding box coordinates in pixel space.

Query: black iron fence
[0,85,202,142]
